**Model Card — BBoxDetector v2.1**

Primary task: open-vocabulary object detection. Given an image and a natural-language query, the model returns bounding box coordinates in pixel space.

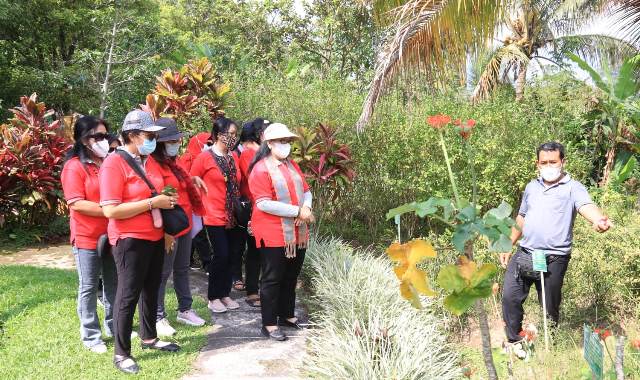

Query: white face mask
[165,142,181,157]
[540,166,563,182]
[90,140,110,158]
[271,142,291,159]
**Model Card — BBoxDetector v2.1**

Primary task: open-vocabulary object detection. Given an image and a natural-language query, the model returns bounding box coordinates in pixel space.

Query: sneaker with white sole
[221,297,240,310]
[89,342,108,354]
[156,318,176,337]
[177,309,206,326]
[208,299,227,313]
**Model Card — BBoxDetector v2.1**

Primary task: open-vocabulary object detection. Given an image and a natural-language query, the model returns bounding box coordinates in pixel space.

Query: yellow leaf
[406,239,437,266]
[404,267,438,297]
[393,265,406,280]
[457,256,477,282]
[386,242,408,264]
[399,280,422,309]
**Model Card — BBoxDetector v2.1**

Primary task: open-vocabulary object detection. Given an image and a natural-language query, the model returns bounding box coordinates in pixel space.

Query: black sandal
[233,280,246,291]
[141,338,181,352]
[114,355,139,374]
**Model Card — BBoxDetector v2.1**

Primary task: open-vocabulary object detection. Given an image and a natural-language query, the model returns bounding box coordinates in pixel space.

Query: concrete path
[0,243,309,380]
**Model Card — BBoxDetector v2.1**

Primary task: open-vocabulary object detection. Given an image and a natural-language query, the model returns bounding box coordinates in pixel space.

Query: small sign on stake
[533,249,549,351]
[394,214,401,243]
[583,324,604,380]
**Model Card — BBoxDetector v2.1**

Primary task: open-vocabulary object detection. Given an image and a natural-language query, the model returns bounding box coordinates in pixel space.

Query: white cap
[262,123,298,141]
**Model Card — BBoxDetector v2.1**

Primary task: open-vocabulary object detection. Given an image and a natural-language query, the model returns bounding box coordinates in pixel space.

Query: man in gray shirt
[501,142,612,352]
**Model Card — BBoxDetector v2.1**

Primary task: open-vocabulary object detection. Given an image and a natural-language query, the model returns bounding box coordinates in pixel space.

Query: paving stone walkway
[0,243,308,379]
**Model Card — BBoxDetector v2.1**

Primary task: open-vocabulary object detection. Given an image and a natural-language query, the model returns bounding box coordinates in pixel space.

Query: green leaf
[469,263,498,288]
[457,205,476,222]
[437,265,467,293]
[488,234,512,252]
[386,202,418,220]
[452,224,475,252]
[566,52,609,94]
[486,201,512,219]
[614,58,639,101]
[443,292,477,316]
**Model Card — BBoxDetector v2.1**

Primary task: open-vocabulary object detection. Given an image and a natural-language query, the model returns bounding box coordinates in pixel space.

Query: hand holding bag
[115,150,189,236]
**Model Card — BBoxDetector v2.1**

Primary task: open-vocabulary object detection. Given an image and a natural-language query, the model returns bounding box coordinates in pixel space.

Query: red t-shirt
[61,157,109,250]
[248,158,310,248]
[157,161,193,237]
[190,149,241,227]
[239,148,257,200]
[179,132,210,172]
[99,152,165,245]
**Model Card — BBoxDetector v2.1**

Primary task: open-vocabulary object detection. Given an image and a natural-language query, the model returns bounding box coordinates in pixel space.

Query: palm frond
[612,0,640,44]
[566,51,609,92]
[356,0,504,131]
[550,34,639,69]
[470,44,530,103]
[549,0,606,35]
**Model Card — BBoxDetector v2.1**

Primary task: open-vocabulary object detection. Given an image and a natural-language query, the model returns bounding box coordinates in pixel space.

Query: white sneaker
[89,343,108,354]
[156,318,176,337]
[221,297,240,310]
[208,299,227,313]
[177,309,206,326]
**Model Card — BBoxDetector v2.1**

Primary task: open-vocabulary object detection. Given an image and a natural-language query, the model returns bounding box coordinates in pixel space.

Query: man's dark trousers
[502,246,570,342]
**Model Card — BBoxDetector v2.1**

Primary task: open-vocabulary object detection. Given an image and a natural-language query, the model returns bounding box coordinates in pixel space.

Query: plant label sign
[532,250,547,272]
[583,324,604,380]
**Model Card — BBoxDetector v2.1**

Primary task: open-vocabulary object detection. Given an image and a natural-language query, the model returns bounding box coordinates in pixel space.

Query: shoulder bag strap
[115,150,158,196]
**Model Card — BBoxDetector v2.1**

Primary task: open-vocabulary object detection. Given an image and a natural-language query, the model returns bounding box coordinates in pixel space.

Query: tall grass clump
[302,237,461,379]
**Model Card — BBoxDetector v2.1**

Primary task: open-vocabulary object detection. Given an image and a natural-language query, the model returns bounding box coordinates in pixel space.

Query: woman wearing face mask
[248,123,314,341]
[151,118,208,336]
[100,110,180,374]
[190,116,243,314]
[61,116,117,354]
[238,118,270,307]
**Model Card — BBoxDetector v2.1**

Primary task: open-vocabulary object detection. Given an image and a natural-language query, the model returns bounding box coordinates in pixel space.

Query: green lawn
[0,265,209,380]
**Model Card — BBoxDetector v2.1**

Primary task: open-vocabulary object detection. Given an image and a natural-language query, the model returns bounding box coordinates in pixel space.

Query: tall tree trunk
[100,18,118,119]
[515,63,528,102]
[600,143,616,187]
[466,243,499,380]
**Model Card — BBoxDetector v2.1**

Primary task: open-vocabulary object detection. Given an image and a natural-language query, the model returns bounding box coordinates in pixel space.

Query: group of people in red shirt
[61,110,314,374]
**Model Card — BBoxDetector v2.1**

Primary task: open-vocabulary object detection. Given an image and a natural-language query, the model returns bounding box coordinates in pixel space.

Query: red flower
[631,338,640,350]
[458,119,476,140]
[594,328,612,341]
[426,114,452,129]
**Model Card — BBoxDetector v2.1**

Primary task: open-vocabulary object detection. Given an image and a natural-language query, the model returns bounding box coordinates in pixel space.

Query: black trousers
[231,227,247,283]
[259,245,305,326]
[245,235,261,296]
[112,237,164,356]
[502,247,570,342]
[205,226,242,300]
[191,228,211,269]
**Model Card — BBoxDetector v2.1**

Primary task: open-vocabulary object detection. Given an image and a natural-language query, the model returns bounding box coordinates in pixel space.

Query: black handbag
[96,233,110,258]
[515,248,541,281]
[115,150,190,236]
[209,150,251,227]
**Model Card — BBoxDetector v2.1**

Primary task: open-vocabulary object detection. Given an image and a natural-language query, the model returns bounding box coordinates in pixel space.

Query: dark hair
[248,141,273,173]
[210,116,238,142]
[65,115,109,161]
[121,130,141,144]
[240,118,270,144]
[108,133,121,146]
[536,141,565,160]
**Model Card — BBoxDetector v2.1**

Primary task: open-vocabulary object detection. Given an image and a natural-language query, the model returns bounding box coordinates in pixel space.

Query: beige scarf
[264,156,308,258]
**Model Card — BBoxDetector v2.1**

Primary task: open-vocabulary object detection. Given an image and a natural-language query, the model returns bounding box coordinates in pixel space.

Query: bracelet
[147,199,153,211]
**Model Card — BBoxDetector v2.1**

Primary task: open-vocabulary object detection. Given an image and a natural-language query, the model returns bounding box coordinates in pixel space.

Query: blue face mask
[165,142,180,157]
[138,138,156,155]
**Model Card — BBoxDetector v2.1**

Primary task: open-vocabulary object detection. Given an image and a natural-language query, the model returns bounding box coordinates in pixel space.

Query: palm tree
[356,0,636,130]
[471,0,637,103]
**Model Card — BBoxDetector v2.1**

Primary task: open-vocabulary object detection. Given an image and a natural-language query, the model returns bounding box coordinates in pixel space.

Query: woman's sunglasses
[88,133,109,141]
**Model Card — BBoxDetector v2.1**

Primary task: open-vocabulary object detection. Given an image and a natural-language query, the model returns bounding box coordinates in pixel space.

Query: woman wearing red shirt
[100,110,180,374]
[238,118,270,307]
[248,123,314,341]
[151,118,207,335]
[61,116,116,354]
[190,117,243,314]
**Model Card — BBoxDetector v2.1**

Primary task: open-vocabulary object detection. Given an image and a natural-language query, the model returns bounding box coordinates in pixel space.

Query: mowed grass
[0,265,210,380]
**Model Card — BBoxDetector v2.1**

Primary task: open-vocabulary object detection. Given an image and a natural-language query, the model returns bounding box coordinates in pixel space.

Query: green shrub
[303,237,461,379]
